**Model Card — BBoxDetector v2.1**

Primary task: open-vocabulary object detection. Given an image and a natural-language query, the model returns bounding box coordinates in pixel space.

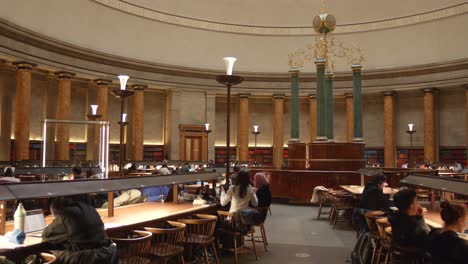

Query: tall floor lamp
[205,123,212,162]
[112,75,134,177]
[406,123,416,168]
[251,125,261,166]
[216,57,243,184]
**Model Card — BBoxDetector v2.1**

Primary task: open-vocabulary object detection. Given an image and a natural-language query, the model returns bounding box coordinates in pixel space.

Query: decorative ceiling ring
[93,0,468,36]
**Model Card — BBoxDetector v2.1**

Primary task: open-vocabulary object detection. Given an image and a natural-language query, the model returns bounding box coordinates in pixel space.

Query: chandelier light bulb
[223,57,237,75]
[90,105,98,115]
[118,75,129,90]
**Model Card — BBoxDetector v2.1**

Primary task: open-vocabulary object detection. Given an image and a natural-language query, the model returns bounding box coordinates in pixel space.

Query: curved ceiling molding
[94,0,468,35]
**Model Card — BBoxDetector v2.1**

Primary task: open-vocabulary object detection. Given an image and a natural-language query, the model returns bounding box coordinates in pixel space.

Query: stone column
[237,94,249,161]
[289,69,300,141]
[273,94,285,169]
[94,79,111,120]
[384,91,396,168]
[466,86,468,164]
[131,85,146,161]
[345,93,354,142]
[205,92,216,161]
[308,94,317,142]
[424,88,436,163]
[315,58,327,141]
[164,90,182,160]
[352,65,364,142]
[12,61,36,161]
[325,72,334,141]
[0,68,13,161]
[55,71,75,160]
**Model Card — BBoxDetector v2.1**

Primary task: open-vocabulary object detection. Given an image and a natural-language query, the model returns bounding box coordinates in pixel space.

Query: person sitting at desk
[63,166,81,181]
[142,186,170,202]
[389,189,430,257]
[42,198,115,264]
[426,201,468,264]
[0,167,19,183]
[221,171,258,213]
[158,164,171,175]
[253,172,272,208]
[101,189,142,208]
[358,174,390,211]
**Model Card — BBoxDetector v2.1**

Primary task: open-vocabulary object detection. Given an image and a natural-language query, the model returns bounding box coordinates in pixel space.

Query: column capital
[423,88,437,94]
[131,84,147,91]
[289,68,300,77]
[308,94,316,99]
[273,94,285,100]
[94,78,112,86]
[344,93,353,98]
[54,71,75,79]
[325,71,334,80]
[12,61,37,70]
[351,64,363,72]
[239,93,250,99]
[314,58,326,66]
[383,91,396,96]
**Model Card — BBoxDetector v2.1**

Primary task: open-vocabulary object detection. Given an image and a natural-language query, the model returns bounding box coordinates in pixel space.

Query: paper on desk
[0,235,24,249]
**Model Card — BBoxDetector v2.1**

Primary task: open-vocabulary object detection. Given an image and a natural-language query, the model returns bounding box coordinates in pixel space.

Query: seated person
[426,201,468,264]
[101,189,142,208]
[63,166,82,181]
[221,171,258,213]
[158,164,171,175]
[196,184,216,201]
[42,198,115,264]
[0,167,19,183]
[253,172,272,208]
[180,163,190,173]
[389,189,430,252]
[357,174,390,211]
[141,186,170,202]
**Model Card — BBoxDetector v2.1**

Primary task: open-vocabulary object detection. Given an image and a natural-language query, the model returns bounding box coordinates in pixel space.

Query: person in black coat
[426,201,468,264]
[357,174,390,211]
[253,172,272,208]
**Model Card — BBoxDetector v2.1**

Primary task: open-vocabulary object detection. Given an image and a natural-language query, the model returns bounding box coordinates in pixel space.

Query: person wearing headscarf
[253,172,272,208]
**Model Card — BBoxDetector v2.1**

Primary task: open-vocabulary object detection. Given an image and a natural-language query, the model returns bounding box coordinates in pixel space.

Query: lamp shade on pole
[223,57,237,75]
[122,113,127,122]
[90,104,98,115]
[205,123,210,131]
[253,125,259,133]
[118,75,129,90]
[408,123,414,131]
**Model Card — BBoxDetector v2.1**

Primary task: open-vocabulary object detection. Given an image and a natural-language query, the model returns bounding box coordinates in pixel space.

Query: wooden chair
[217,210,258,264]
[375,217,391,264]
[253,207,269,251]
[317,190,335,220]
[111,230,152,264]
[364,211,386,264]
[40,253,57,264]
[329,194,354,228]
[145,221,186,264]
[178,214,219,264]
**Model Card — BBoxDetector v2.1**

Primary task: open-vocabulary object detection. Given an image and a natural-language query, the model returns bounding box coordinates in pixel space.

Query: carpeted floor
[218,203,356,264]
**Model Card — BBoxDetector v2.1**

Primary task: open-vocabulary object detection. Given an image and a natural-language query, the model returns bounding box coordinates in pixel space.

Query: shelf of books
[439,147,467,165]
[214,147,237,166]
[396,148,424,168]
[69,143,87,161]
[143,145,164,161]
[248,147,273,166]
[364,148,384,165]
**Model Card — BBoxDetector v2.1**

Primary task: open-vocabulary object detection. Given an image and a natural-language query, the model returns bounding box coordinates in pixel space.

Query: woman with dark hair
[220,171,258,212]
[43,198,115,264]
[254,172,272,208]
[427,202,468,264]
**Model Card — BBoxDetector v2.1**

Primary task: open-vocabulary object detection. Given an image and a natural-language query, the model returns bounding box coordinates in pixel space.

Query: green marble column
[315,59,327,141]
[352,64,364,142]
[289,68,300,141]
[325,71,334,141]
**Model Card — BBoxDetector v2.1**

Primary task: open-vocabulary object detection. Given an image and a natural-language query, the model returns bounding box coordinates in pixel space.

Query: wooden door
[184,136,203,161]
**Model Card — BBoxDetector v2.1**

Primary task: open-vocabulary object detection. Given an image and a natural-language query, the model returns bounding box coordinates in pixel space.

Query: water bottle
[14,203,26,231]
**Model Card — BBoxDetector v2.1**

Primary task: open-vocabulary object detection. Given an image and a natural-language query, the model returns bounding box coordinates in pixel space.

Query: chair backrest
[178,214,217,243]
[40,253,57,264]
[111,230,152,264]
[333,194,354,207]
[375,217,391,241]
[217,210,237,233]
[364,211,386,238]
[145,221,186,256]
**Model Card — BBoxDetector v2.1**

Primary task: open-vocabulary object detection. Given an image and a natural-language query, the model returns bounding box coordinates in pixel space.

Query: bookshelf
[248,147,273,166]
[364,148,384,165]
[439,147,467,165]
[283,148,289,159]
[214,147,237,166]
[143,145,164,161]
[69,143,87,161]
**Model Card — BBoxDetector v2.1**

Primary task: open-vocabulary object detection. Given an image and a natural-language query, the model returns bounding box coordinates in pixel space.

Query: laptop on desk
[24,209,47,237]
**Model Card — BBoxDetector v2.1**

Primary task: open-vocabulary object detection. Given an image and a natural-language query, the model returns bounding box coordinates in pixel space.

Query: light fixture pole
[112,75,134,176]
[251,125,261,166]
[406,123,416,168]
[204,123,212,162]
[216,57,244,184]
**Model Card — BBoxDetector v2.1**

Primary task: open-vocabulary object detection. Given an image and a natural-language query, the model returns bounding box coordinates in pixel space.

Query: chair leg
[376,245,383,264]
[384,249,390,264]
[203,246,210,264]
[269,207,272,215]
[371,241,377,264]
[317,202,323,220]
[234,236,238,264]
[251,233,258,260]
[260,225,268,250]
[180,254,185,264]
[211,241,220,264]
[333,209,339,229]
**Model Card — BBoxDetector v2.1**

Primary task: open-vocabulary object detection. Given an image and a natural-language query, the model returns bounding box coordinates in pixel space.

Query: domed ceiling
[0,0,467,73]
